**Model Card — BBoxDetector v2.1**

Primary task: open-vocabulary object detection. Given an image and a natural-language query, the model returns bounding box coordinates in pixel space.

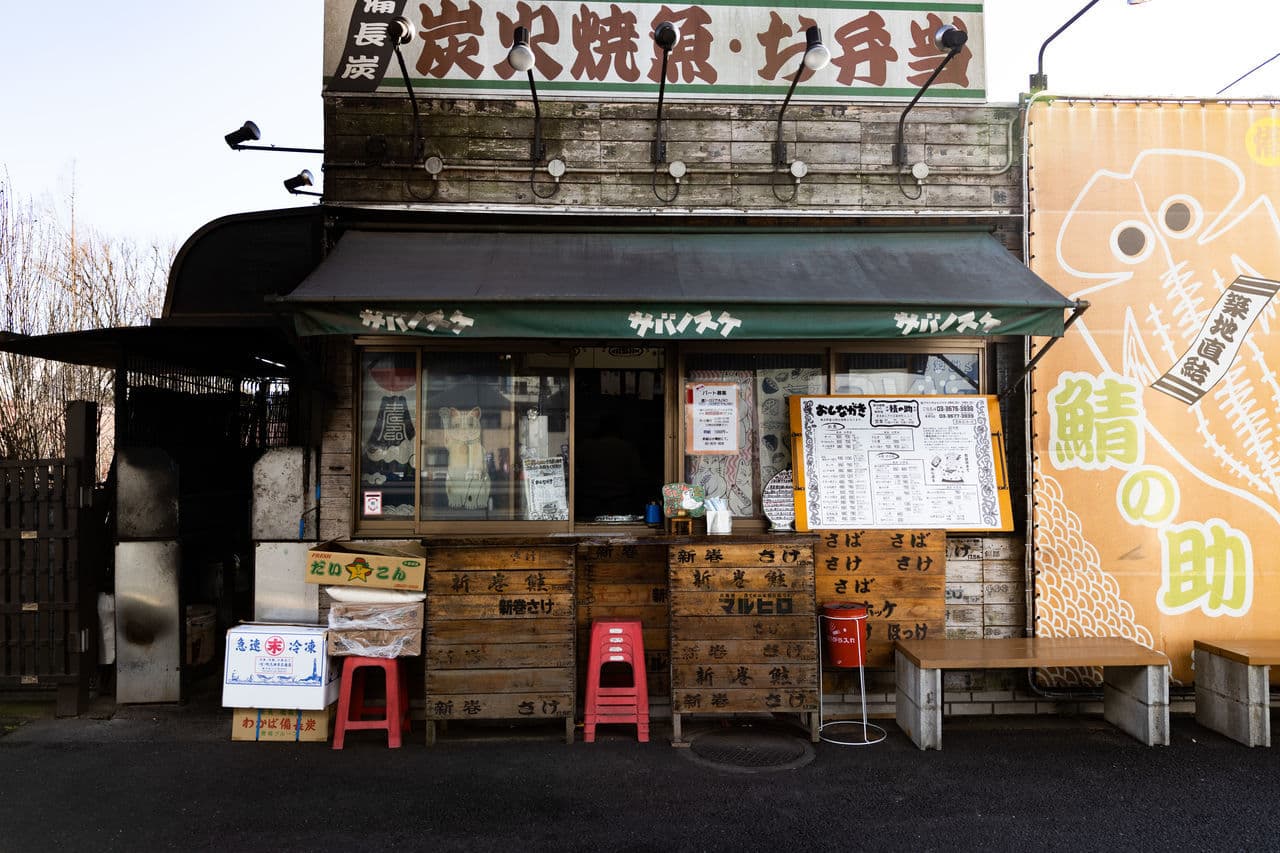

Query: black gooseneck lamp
[773,26,831,167]
[507,27,544,162]
[651,21,678,165]
[1030,0,1152,93]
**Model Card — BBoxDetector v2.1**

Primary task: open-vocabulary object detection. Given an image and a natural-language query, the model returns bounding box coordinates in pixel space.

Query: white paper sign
[686,382,739,454]
[523,457,569,520]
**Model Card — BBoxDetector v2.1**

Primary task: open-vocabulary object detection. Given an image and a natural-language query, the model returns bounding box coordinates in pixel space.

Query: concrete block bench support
[1102,664,1170,746]
[895,650,942,750]
[894,637,1170,750]
[1193,640,1280,747]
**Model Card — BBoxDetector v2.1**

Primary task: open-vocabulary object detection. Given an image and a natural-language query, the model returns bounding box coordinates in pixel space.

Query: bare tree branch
[0,171,169,466]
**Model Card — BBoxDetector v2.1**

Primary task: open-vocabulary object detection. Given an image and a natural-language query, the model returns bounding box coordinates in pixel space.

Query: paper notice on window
[523,457,568,521]
[686,382,739,454]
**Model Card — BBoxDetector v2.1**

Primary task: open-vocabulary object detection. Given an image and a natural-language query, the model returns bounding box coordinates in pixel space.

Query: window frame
[351,338,993,537]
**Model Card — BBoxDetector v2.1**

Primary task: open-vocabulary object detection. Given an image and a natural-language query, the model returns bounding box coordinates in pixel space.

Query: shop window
[359,351,419,520]
[419,351,570,522]
[682,353,827,518]
[835,352,981,395]
[572,356,666,522]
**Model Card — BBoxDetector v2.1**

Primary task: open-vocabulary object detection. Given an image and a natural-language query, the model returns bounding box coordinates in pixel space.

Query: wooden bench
[894,637,1170,750]
[1193,639,1280,747]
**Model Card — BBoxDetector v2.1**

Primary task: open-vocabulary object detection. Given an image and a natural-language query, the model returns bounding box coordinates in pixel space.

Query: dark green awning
[282,227,1074,340]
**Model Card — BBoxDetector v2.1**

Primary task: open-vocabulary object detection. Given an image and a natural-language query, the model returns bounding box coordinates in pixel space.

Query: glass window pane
[359,351,418,520]
[420,352,569,522]
[835,352,980,395]
[572,359,666,522]
[683,353,826,518]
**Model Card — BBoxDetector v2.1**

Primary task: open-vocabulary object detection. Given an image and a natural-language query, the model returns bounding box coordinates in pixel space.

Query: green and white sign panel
[292,300,1063,340]
[324,0,986,101]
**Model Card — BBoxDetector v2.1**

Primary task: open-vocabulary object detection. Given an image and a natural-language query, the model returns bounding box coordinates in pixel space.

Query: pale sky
[2,0,1277,248]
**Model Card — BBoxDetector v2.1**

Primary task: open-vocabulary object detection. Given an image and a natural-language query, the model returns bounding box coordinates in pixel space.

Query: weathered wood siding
[318,336,354,541]
[323,96,1022,217]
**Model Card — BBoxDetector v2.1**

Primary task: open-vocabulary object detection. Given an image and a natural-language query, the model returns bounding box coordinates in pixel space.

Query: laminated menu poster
[789,395,1012,531]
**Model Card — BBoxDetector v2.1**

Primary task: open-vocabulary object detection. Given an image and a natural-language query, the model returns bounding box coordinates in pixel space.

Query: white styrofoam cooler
[222,624,339,710]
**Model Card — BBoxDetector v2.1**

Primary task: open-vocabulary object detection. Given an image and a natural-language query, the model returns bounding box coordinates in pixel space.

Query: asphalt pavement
[1,692,1278,852]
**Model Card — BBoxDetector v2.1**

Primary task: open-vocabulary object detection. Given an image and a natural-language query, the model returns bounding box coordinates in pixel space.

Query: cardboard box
[328,601,425,631]
[327,628,422,658]
[231,706,334,742]
[222,624,339,710]
[305,541,427,591]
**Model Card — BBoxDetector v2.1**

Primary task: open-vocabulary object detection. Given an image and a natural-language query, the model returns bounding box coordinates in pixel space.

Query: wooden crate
[424,541,576,744]
[667,536,819,743]
[815,530,947,674]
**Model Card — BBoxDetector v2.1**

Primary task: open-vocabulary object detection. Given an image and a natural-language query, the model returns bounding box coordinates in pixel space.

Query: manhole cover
[683,728,815,773]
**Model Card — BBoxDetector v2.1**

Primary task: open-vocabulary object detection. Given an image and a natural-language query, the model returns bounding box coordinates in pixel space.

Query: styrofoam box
[222,623,339,710]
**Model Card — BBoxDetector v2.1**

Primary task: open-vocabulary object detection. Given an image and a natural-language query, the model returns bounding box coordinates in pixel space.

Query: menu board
[789,395,1012,532]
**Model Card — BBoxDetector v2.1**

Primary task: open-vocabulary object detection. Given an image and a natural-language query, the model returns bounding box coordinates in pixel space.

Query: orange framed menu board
[789,396,1012,532]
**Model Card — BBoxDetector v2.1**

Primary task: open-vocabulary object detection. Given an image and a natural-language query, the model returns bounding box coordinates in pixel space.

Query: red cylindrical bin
[822,602,868,668]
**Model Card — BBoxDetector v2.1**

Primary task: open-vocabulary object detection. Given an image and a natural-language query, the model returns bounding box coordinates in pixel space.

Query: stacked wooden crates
[424,541,576,744]
[667,536,819,743]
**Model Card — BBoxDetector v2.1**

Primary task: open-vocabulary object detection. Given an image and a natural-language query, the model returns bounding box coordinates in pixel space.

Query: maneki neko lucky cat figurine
[440,406,491,509]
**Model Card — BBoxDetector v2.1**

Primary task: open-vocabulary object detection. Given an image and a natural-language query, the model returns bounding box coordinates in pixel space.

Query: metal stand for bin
[817,611,886,747]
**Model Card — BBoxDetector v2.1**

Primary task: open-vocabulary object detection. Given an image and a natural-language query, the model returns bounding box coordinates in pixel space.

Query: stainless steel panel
[116,447,179,539]
[114,540,181,703]
[254,542,320,623]
[252,448,314,541]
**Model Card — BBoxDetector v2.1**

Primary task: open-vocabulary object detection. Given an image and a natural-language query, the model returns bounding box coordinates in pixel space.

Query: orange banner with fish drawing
[1028,99,1280,684]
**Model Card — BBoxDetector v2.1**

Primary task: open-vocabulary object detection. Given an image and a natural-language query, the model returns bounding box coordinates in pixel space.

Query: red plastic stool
[584,621,649,743]
[333,656,411,749]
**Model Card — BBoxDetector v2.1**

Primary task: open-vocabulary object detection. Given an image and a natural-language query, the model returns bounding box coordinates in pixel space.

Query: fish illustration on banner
[1028,100,1280,683]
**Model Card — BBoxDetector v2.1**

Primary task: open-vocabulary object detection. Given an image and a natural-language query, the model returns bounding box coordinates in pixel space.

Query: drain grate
[684,728,815,773]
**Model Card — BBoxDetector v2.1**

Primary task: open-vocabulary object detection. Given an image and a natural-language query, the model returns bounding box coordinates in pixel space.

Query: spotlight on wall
[389,16,427,163]
[774,26,831,167]
[651,21,678,164]
[223,120,323,154]
[283,169,322,196]
[893,24,968,168]
[1030,0,1152,92]
[508,26,545,162]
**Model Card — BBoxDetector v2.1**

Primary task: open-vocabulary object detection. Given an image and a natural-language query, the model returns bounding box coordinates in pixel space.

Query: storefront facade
[0,1,1091,716]
[273,0,1081,723]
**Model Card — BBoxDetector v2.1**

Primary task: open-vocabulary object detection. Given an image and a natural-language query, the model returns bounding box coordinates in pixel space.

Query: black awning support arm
[997,299,1090,403]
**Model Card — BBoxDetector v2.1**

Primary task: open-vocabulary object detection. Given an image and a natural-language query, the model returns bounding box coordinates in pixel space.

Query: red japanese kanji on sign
[265,635,286,656]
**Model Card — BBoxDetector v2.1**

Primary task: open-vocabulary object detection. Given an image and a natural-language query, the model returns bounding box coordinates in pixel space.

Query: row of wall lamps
[224,19,975,206]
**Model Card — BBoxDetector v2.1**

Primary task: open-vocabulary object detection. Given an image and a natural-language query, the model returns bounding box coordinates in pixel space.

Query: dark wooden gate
[0,459,91,712]
[0,404,99,715]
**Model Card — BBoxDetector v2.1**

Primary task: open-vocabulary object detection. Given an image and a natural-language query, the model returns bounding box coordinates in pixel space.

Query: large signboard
[789,395,1011,531]
[323,0,986,101]
[1027,99,1280,682]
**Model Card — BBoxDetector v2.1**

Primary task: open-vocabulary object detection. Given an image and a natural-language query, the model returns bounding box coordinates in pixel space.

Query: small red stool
[333,656,411,749]
[584,621,649,743]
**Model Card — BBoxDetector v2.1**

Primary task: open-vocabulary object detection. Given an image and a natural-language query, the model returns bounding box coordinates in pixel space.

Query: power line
[1217,50,1280,95]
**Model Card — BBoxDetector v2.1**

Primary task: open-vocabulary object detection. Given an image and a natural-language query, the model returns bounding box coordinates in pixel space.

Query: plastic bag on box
[326,628,421,658]
[327,601,423,630]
